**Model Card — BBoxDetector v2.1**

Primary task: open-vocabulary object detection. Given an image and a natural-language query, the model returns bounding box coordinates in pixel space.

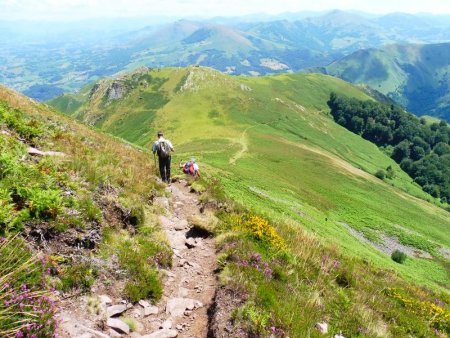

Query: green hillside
[51,66,450,293]
[316,42,450,121]
[0,86,170,335]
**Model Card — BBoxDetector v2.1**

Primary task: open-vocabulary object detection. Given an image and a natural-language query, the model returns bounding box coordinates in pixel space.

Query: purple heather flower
[264,267,273,279]
[19,303,24,310]
[434,299,444,307]
[15,331,24,338]
[250,252,262,263]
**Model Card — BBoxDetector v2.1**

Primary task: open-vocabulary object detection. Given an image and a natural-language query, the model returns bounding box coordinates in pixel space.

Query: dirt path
[58,180,217,338]
[229,125,252,165]
[155,180,218,337]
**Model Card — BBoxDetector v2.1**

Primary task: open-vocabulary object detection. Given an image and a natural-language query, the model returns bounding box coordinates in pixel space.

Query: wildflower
[332,260,340,269]
[239,260,249,267]
[264,267,273,279]
[250,252,262,263]
[16,331,24,338]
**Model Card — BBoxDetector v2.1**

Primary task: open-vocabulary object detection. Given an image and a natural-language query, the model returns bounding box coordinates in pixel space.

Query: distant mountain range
[314,42,450,120]
[1,10,450,101]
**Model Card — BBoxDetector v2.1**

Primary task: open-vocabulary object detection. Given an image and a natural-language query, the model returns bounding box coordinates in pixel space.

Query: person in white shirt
[152,131,174,183]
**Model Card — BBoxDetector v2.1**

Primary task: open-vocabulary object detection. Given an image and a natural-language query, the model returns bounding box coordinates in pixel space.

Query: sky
[2,0,450,21]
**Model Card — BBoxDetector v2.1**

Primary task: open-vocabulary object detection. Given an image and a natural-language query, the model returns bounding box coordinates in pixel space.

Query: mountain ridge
[315,42,450,120]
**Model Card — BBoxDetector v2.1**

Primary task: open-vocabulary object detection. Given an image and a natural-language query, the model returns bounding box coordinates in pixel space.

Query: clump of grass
[121,317,138,331]
[59,262,96,292]
[87,296,102,315]
[391,250,407,264]
[114,235,171,302]
[190,180,207,193]
[188,214,217,236]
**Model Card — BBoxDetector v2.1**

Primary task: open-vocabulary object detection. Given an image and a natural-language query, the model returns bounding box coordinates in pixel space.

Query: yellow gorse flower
[386,288,450,330]
[235,215,286,251]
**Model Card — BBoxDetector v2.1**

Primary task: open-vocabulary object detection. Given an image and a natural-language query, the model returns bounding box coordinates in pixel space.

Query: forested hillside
[328,93,450,203]
[318,43,450,121]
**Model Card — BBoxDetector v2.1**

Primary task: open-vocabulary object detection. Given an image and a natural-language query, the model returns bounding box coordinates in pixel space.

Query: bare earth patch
[339,222,432,259]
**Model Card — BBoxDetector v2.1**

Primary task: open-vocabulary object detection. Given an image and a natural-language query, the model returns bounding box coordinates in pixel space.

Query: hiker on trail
[180,158,200,178]
[152,131,174,184]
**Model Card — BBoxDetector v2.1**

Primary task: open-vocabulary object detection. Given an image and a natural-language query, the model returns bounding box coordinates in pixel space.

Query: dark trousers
[158,156,171,182]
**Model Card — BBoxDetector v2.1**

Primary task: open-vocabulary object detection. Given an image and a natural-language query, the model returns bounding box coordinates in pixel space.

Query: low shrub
[386,288,450,333]
[124,269,162,303]
[233,302,272,336]
[117,237,166,302]
[391,250,407,264]
[0,236,59,337]
[375,169,386,180]
[17,186,62,219]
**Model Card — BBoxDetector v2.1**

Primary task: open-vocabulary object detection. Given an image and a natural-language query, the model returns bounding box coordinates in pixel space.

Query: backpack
[183,161,195,175]
[157,141,171,158]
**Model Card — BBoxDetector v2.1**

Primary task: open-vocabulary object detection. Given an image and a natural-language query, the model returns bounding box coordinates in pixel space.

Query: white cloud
[2,0,450,20]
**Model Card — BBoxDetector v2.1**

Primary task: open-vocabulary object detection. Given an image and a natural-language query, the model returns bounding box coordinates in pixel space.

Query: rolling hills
[50,66,450,294]
[2,10,450,101]
[315,42,450,121]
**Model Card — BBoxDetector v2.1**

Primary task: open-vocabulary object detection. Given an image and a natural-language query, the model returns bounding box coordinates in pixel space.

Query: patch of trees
[327,93,450,203]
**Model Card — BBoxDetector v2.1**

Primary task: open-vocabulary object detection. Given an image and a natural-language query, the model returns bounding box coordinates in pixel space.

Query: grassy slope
[321,43,450,120]
[50,67,450,292]
[0,85,170,312]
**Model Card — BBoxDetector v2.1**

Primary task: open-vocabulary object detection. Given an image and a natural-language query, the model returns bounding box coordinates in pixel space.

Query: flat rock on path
[154,181,217,338]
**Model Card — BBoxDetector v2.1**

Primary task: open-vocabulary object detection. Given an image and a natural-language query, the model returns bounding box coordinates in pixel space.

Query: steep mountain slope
[316,42,450,120]
[0,85,173,335]
[51,66,450,293]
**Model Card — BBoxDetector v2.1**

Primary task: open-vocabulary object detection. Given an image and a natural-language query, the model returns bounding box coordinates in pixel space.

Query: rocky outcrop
[106,81,129,101]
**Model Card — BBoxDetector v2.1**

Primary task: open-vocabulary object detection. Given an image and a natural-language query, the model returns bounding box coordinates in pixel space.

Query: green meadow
[51,66,450,292]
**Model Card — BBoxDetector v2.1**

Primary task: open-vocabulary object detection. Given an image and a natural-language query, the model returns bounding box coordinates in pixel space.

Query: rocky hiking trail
[58,180,218,338]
